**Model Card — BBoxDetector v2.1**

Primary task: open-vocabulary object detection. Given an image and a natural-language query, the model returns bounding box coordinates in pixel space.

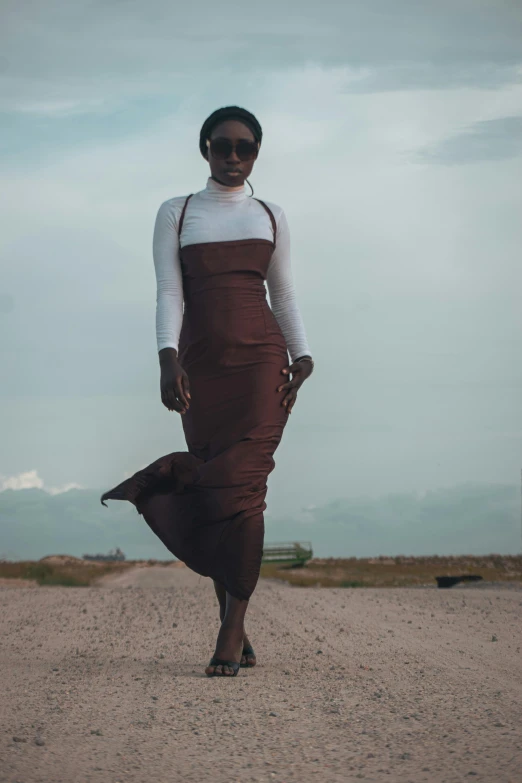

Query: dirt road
[1,566,521,783]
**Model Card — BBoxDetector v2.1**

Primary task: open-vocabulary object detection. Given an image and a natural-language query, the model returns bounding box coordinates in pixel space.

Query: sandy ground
[1,567,521,783]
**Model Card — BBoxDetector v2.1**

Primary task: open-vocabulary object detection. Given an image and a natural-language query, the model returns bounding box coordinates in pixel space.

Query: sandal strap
[242,644,255,656]
[209,657,240,673]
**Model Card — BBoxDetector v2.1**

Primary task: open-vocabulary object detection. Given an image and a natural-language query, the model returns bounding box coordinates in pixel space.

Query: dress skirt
[101,234,290,600]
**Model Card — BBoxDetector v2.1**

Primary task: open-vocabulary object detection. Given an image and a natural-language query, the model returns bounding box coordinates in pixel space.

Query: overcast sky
[1,0,522,518]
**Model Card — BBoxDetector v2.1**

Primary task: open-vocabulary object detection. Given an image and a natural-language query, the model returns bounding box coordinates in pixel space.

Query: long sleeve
[266,208,312,363]
[152,200,184,353]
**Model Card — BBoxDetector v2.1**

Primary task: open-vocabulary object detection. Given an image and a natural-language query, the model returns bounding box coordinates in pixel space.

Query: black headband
[199,106,263,158]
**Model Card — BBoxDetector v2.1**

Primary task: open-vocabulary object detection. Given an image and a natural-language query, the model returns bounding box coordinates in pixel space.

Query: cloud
[2,63,522,404]
[416,115,522,164]
[0,470,83,494]
[1,0,522,119]
[2,5,522,508]
[344,64,522,94]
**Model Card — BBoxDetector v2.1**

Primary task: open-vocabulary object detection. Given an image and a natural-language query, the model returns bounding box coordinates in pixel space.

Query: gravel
[1,564,521,782]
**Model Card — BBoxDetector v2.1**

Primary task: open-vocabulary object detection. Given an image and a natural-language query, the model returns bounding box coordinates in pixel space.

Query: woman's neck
[211,174,244,189]
[204,176,247,201]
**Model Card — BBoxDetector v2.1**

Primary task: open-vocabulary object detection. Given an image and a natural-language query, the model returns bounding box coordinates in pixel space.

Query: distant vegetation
[82,546,126,562]
[0,554,520,589]
[0,555,173,587]
[0,558,133,586]
[260,554,522,589]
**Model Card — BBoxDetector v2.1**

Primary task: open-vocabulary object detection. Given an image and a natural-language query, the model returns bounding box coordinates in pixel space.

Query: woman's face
[205,120,258,187]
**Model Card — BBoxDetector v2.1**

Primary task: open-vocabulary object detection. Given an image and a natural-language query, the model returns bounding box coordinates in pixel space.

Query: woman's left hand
[277,358,314,414]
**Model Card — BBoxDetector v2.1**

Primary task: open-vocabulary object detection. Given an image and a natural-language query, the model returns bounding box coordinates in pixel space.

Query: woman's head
[199,106,262,189]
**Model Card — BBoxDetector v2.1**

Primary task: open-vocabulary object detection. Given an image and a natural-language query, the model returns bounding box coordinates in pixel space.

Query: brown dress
[100,195,289,600]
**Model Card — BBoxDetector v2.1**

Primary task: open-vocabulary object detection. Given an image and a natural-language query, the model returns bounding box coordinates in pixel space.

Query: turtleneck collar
[203,176,248,202]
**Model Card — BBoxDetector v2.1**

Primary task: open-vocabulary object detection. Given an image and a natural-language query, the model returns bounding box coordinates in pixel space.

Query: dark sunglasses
[206,137,259,161]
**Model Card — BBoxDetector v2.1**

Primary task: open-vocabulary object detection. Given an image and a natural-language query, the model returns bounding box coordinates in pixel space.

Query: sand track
[1,566,521,782]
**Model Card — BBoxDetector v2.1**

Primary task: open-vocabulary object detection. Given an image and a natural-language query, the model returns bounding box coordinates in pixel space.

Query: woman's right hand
[159,349,191,414]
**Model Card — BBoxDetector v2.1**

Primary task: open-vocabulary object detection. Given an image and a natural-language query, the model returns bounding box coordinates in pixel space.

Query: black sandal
[240,644,256,668]
[206,656,240,677]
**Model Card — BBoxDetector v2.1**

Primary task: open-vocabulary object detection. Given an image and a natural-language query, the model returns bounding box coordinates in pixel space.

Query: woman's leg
[212,580,256,667]
[213,579,227,621]
[205,591,249,675]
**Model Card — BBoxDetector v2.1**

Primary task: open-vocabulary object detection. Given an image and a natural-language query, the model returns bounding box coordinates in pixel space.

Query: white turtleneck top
[152,177,311,363]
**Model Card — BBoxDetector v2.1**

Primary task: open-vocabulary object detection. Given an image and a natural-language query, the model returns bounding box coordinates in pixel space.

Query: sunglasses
[206,137,259,162]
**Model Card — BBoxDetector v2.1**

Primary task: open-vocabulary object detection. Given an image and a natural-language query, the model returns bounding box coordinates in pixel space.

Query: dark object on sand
[435,574,483,589]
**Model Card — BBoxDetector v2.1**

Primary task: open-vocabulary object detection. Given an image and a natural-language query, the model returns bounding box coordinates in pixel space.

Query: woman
[101,106,314,677]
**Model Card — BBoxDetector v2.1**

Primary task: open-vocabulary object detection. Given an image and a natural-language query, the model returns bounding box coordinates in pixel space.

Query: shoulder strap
[253,198,277,248]
[178,194,193,240]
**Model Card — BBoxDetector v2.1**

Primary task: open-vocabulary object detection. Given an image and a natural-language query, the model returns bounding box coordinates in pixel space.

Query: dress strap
[253,198,277,248]
[178,194,193,241]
